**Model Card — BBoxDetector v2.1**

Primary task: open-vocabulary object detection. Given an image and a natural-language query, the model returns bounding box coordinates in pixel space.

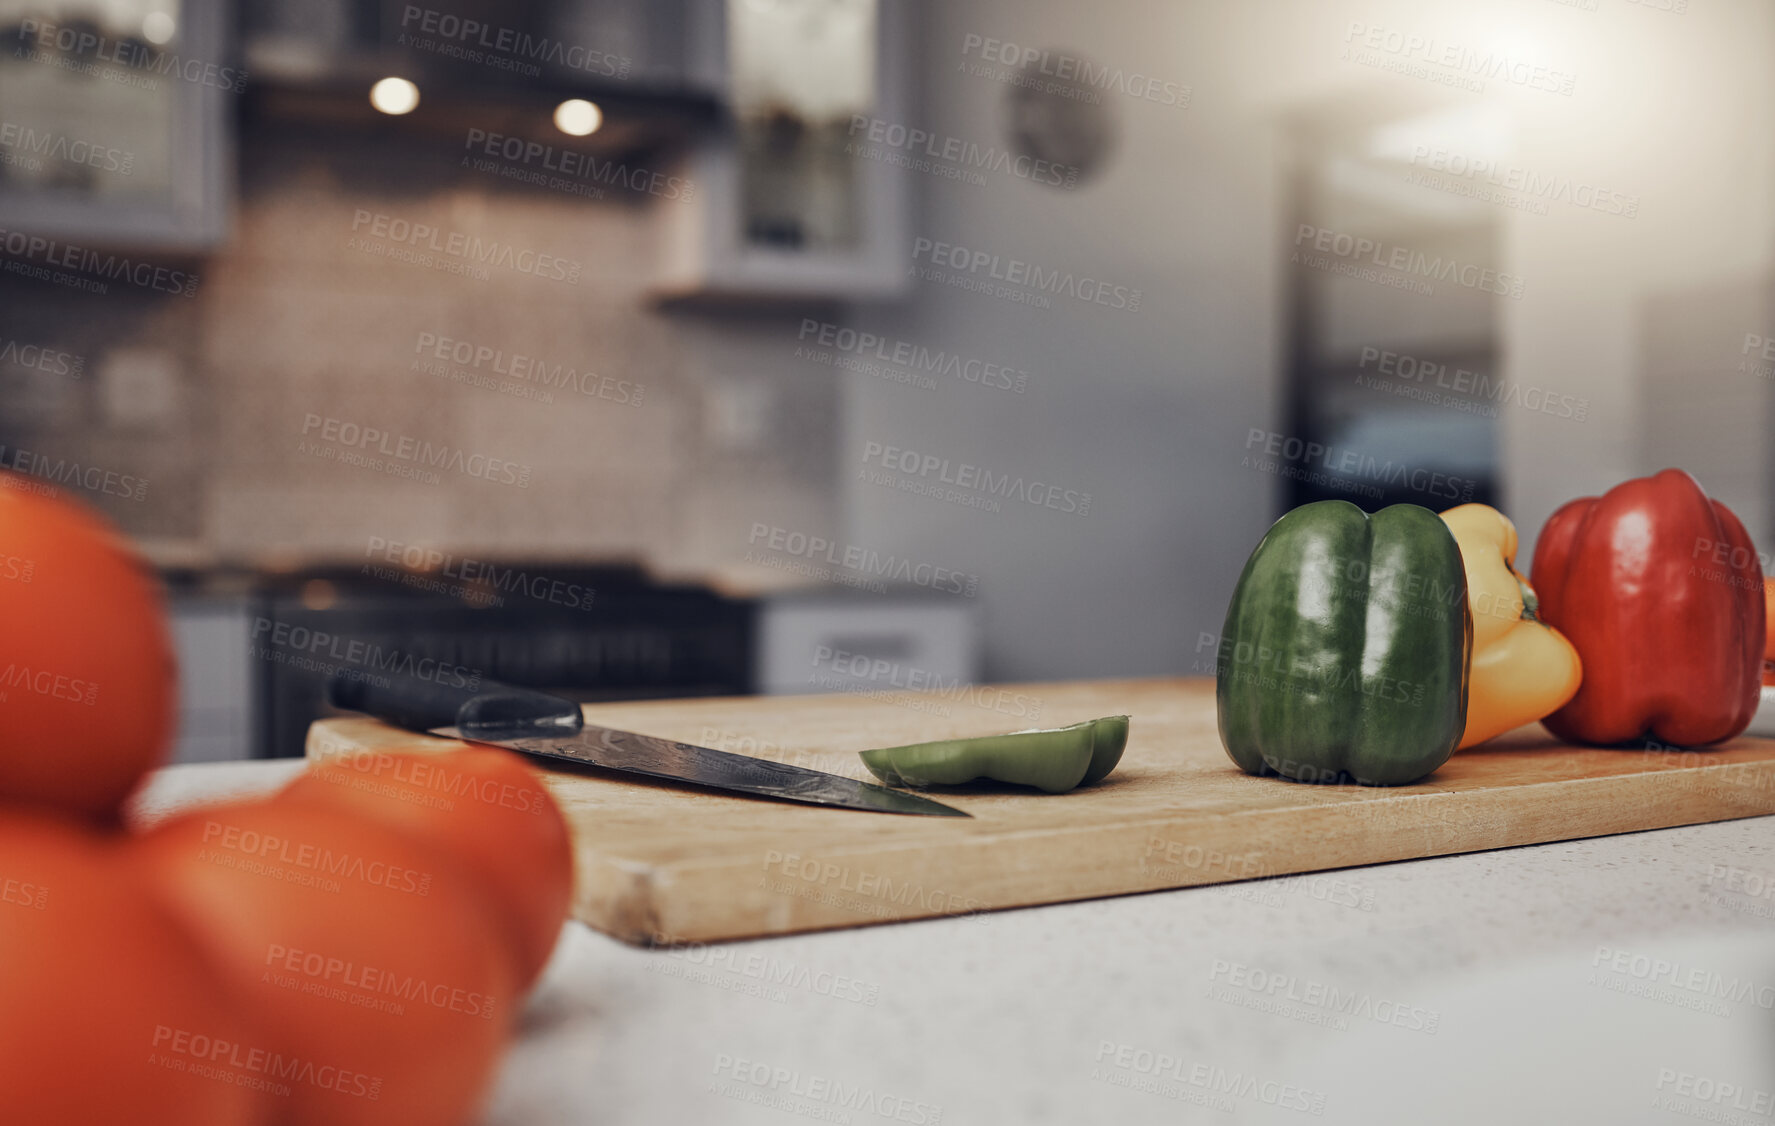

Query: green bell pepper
[1216,500,1471,786]
[859,715,1131,793]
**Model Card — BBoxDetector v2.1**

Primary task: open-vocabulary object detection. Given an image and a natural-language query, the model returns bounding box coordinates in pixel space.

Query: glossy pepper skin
[1763,578,1775,682]
[858,716,1130,794]
[1217,501,1471,786]
[1530,469,1763,746]
[1440,504,1582,749]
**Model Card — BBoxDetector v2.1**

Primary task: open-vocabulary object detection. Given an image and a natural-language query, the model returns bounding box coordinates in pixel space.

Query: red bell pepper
[1530,469,1763,746]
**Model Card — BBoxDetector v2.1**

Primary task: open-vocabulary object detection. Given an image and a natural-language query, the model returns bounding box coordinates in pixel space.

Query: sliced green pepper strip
[1081,714,1130,785]
[858,715,1131,794]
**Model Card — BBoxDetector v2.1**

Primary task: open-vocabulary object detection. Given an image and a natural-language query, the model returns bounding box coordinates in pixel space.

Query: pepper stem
[1514,573,1540,622]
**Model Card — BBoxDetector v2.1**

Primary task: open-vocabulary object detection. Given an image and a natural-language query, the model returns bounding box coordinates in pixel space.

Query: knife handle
[326,671,582,733]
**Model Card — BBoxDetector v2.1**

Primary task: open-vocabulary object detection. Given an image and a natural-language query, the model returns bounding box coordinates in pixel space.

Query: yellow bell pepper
[1440,504,1583,749]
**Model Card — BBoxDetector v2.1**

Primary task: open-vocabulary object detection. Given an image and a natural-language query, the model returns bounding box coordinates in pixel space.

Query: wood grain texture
[305,678,1775,945]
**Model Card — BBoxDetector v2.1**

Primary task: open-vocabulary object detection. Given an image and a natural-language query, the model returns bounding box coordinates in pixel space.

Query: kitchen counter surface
[133,759,1775,1125]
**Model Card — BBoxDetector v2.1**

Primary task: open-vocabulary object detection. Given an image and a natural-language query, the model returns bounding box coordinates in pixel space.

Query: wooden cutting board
[305,677,1775,945]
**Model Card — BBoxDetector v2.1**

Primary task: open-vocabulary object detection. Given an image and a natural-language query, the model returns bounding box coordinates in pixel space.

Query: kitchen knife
[326,672,971,817]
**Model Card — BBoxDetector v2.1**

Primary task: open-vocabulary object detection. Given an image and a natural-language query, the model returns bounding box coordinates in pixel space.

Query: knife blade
[433,721,970,817]
[327,671,970,818]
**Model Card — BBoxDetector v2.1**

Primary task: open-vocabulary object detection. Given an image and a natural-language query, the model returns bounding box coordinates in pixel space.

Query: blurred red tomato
[0,809,268,1125]
[0,476,176,821]
[132,797,516,1126]
[282,746,573,988]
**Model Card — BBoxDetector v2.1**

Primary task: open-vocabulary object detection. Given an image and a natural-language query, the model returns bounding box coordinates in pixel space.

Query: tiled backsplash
[0,125,838,578]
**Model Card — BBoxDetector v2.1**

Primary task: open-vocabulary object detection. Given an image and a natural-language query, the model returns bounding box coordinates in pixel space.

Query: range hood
[241,0,723,159]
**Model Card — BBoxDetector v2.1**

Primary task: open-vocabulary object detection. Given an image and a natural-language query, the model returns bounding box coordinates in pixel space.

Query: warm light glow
[141,12,176,45]
[370,77,420,116]
[554,99,604,137]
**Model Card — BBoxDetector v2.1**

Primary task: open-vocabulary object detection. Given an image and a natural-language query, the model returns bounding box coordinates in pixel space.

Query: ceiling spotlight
[370,77,420,116]
[554,99,604,137]
[141,12,176,45]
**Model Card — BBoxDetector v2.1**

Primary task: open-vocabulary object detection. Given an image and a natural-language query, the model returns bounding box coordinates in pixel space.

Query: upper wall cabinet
[0,0,233,250]
[654,0,913,304]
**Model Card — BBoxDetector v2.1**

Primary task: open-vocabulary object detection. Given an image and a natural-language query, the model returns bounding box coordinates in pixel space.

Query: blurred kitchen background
[1,0,1770,760]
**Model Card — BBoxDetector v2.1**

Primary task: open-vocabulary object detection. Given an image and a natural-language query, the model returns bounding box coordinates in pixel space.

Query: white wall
[843,0,1288,681]
[1495,0,1775,551]
[842,0,1775,683]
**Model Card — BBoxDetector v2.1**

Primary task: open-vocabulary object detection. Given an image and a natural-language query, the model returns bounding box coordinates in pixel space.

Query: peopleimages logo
[796,319,1028,394]
[16,18,248,92]
[959,35,1192,108]
[411,332,642,406]
[847,114,1079,188]
[0,444,148,501]
[1655,1070,1775,1116]
[0,121,133,175]
[0,871,48,910]
[1591,946,1775,1011]
[0,227,199,296]
[762,850,983,919]
[746,523,979,595]
[1405,147,1638,218]
[200,820,434,896]
[1091,1041,1328,1114]
[462,129,692,201]
[811,645,1044,722]
[398,5,630,78]
[0,663,99,706]
[150,1026,379,1100]
[1355,346,1588,422]
[348,210,581,285]
[910,237,1143,311]
[362,537,596,611]
[1342,22,1577,96]
[1293,225,1523,299]
[300,414,533,488]
[659,942,883,1006]
[1142,836,1265,879]
[1241,429,1477,503]
[0,554,33,584]
[860,440,1092,515]
[1740,332,1775,379]
[315,748,552,815]
[0,335,84,378]
[263,943,497,1020]
[710,1054,942,1124]
[1207,959,1442,1033]
[249,616,481,692]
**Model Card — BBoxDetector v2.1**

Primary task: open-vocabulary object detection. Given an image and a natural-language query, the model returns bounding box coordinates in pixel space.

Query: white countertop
[133,760,1775,1125]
